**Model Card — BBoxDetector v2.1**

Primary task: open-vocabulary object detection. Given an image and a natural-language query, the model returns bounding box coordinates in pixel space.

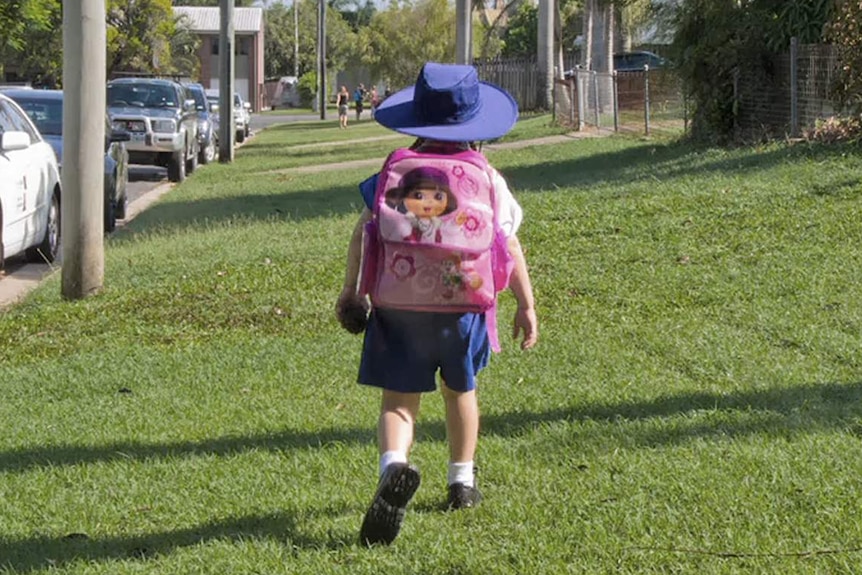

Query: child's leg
[441,382,478,464]
[378,389,422,473]
[360,388,423,546]
[441,380,482,509]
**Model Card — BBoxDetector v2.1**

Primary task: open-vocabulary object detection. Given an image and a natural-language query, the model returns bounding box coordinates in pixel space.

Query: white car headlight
[152,119,177,133]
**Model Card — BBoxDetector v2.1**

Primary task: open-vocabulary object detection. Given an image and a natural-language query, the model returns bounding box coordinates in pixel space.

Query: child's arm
[340,208,371,294]
[336,208,372,332]
[507,234,538,350]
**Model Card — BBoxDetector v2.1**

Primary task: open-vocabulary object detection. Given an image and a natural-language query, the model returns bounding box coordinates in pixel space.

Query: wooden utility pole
[455,0,472,64]
[318,0,327,119]
[61,0,105,299]
[219,0,236,162]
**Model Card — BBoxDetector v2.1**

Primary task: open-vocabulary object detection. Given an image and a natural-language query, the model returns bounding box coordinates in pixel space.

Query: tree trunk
[581,0,593,69]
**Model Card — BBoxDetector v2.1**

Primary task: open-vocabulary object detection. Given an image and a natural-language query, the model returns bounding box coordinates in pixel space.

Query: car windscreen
[108,84,178,108]
[14,98,63,136]
[189,88,207,111]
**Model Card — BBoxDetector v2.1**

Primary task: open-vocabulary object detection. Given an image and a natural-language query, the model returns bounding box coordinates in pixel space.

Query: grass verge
[1,122,862,574]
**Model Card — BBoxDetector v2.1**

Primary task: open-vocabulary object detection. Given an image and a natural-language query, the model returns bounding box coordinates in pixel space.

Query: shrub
[805,114,862,144]
[826,0,862,115]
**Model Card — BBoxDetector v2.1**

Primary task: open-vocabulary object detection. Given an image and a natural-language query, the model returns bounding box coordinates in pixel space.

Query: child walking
[336,62,538,547]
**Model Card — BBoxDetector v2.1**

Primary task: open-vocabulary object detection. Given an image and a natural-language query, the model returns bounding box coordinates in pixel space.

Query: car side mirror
[0,131,30,151]
[209,103,219,113]
[184,99,196,112]
[243,102,251,110]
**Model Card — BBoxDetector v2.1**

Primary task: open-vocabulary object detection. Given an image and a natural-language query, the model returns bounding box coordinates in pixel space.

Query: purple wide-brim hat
[375,62,519,142]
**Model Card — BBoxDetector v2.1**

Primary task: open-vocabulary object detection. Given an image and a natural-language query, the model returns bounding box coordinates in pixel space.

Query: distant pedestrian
[337,85,350,128]
[370,86,380,119]
[354,83,366,121]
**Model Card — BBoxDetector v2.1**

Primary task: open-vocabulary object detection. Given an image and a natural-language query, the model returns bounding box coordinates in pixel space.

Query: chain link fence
[735,41,841,141]
[478,39,848,143]
[553,68,687,137]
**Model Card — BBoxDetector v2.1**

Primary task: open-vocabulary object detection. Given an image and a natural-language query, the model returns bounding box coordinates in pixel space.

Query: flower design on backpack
[455,208,487,238]
[390,253,416,280]
[452,165,479,197]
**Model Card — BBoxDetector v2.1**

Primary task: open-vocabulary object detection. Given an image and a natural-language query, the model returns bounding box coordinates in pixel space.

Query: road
[0,112,316,308]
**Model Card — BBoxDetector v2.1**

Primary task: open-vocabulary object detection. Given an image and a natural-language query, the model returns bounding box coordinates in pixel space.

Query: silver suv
[107,78,199,182]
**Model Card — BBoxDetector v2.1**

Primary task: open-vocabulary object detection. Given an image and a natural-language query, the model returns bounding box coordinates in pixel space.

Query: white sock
[379,450,407,478]
[447,461,474,487]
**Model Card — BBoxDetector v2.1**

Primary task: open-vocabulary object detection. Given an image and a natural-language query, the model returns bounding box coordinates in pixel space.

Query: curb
[0,181,174,311]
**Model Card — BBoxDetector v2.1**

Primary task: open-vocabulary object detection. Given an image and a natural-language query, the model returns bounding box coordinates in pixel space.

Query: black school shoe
[447,483,483,510]
[359,462,421,546]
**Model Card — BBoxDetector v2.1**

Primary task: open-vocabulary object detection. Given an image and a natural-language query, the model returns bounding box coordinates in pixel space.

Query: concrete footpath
[0,129,602,310]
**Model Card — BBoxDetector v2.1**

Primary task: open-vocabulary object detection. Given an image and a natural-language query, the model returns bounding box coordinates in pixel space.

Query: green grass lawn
[2,120,862,574]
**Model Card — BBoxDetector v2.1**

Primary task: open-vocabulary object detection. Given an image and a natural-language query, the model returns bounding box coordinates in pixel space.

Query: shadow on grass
[1,380,861,476]
[121,184,362,236]
[122,138,858,236]
[0,510,355,573]
[503,139,859,195]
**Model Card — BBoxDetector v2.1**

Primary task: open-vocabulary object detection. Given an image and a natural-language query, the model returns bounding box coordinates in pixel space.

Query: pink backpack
[359,147,514,351]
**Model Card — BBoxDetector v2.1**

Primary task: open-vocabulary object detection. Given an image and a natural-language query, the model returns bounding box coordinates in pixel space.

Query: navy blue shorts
[358,308,490,393]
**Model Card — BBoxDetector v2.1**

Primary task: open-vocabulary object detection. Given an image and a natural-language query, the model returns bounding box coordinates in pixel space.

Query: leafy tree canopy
[827,0,862,114]
[666,0,835,140]
[358,0,455,89]
[264,0,355,80]
[501,2,537,58]
[107,0,176,76]
[0,0,59,78]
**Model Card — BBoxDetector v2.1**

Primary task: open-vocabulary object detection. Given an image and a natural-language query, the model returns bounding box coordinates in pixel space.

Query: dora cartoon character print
[361,147,513,320]
[384,167,458,243]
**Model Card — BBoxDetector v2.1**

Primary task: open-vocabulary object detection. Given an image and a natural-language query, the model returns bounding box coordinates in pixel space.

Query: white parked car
[206,89,251,143]
[0,92,61,266]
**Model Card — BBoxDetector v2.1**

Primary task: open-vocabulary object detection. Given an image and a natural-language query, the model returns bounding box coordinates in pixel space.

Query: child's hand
[512,307,538,350]
[336,289,370,334]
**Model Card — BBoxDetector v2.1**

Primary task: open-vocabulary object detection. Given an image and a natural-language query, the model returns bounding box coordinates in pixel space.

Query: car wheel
[199,138,215,165]
[26,191,60,263]
[167,150,186,182]
[186,142,199,174]
[104,192,116,234]
[115,167,128,220]
[115,191,127,220]
[236,129,245,143]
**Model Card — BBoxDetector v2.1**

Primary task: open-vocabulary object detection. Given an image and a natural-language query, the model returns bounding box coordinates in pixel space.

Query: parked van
[264,76,300,110]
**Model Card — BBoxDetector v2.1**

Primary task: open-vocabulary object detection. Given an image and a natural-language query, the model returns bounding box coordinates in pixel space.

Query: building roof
[173,6,263,35]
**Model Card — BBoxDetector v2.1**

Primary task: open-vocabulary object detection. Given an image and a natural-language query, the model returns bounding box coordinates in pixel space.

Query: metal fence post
[790,36,799,137]
[613,70,619,132]
[592,71,600,129]
[577,70,585,131]
[644,64,650,136]
[733,67,739,138]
